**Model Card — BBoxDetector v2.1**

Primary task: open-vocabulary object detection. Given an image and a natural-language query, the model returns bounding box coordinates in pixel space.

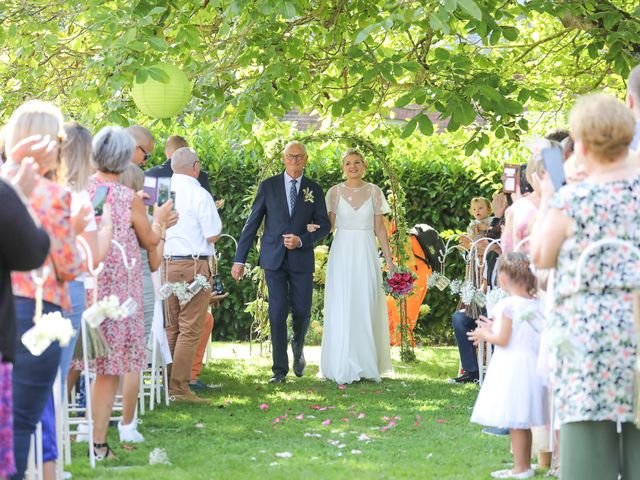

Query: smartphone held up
[92,185,110,217]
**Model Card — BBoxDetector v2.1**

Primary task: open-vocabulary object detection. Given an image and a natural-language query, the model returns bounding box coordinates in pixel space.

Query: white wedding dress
[320,182,393,384]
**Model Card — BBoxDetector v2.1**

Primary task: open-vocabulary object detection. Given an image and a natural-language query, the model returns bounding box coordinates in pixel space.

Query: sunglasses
[137,145,151,162]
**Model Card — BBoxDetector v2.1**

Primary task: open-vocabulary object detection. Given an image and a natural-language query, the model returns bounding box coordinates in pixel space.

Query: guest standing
[531,93,640,480]
[84,126,172,460]
[164,148,222,403]
[1,100,84,479]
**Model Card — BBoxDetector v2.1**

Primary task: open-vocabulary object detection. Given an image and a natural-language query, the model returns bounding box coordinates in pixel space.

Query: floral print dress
[548,175,640,425]
[83,181,145,375]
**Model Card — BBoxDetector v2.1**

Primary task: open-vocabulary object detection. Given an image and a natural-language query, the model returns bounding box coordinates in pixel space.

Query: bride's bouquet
[383,266,417,299]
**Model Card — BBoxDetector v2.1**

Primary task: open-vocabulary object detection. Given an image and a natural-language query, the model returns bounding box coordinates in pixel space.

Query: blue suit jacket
[234,173,330,272]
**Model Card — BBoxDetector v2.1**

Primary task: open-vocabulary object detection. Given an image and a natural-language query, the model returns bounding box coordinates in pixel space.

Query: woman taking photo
[531,93,640,480]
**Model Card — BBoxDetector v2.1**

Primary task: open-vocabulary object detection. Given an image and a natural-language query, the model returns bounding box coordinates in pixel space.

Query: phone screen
[92,185,110,216]
[542,147,566,191]
[157,178,171,206]
[143,176,157,206]
[502,165,518,193]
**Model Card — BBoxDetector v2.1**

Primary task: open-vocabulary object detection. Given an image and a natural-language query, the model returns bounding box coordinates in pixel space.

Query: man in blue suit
[232,141,330,383]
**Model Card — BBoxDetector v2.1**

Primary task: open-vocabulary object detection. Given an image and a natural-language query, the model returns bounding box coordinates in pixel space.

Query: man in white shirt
[164,147,222,403]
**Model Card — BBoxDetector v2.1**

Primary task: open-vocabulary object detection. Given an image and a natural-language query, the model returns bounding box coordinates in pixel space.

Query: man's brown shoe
[170,391,210,404]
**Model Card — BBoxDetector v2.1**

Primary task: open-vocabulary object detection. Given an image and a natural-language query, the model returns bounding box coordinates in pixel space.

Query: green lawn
[66,344,541,479]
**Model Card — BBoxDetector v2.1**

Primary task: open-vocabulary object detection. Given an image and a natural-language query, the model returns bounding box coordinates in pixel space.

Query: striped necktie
[289,179,297,214]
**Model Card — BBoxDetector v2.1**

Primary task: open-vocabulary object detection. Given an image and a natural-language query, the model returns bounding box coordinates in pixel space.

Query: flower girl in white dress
[313,149,394,384]
[468,252,548,479]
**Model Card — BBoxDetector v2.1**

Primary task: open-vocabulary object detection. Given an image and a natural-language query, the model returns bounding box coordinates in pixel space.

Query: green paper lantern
[131,63,192,119]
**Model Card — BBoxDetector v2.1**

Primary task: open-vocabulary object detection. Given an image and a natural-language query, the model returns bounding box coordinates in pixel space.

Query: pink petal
[340,418,349,422]
[338,384,346,390]
[322,419,331,426]
[310,405,322,410]
[382,416,390,421]
[436,419,447,424]
[295,414,305,420]
[357,413,365,419]
[388,421,397,427]
[259,403,269,410]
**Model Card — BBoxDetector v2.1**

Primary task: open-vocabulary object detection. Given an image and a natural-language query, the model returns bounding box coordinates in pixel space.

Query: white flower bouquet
[21,311,75,356]
[170,274,211,306]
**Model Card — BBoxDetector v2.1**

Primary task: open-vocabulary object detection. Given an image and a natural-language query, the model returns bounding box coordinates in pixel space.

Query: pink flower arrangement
[383,266,417,299]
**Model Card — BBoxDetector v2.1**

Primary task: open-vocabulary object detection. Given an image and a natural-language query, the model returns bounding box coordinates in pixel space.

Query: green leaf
[396,92,414,108]
[417,114,434,136]
[148,37,168,51]
[148,6,167,16]
[429,13,448,34]
[457,0,482,20]
[135,69,148,83]
[401,116,418,138]
[147,67,171,83]
[355,24,377,44]
[281,2,296,19]
[502,26,518,41]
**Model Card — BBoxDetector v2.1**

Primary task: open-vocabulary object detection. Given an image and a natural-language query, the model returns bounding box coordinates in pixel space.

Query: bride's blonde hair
[342,148,367,168]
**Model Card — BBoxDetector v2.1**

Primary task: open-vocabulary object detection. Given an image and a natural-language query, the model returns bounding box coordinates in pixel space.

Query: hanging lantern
[131,63,192,119]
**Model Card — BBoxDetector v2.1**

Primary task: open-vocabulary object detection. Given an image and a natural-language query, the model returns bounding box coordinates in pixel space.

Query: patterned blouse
[9,173,84,310]
[548,175,640,425]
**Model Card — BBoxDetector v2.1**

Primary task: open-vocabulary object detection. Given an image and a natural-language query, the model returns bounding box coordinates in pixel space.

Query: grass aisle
[68,344,523,479]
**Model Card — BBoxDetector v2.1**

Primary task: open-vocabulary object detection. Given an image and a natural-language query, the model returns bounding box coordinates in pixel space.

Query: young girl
[467,196,493,241]
[468,252,548,479]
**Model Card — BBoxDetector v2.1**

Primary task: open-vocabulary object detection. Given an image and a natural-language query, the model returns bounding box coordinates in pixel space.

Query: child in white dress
[468,252,548,479]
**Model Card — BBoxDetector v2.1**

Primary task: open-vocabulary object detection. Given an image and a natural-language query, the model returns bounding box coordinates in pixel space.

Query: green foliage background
[145,123,514,345]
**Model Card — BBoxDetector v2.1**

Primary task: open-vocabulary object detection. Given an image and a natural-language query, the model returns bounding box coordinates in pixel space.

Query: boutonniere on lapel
[303,187,315,203]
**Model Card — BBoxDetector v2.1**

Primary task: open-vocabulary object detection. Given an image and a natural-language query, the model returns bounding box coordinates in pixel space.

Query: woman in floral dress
[531,93,640,480]
[82,126,174,460]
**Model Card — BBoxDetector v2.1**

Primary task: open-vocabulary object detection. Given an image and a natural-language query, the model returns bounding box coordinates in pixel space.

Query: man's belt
[166,255,210,261]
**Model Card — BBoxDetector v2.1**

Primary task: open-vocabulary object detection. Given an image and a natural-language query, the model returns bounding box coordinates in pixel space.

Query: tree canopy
[1,0,638,150]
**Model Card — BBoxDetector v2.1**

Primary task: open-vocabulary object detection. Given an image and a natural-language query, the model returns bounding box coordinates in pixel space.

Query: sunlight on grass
[65,344,540,479]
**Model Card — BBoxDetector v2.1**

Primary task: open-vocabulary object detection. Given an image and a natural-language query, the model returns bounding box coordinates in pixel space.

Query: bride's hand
[306,223,320,232]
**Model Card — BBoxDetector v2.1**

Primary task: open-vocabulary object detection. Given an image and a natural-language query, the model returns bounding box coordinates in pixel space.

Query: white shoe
[117,419,145,443]
[75,423,89,443]
[491,469,535,479]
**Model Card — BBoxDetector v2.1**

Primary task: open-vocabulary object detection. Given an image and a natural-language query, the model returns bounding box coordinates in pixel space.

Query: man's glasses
[285,153,306,161]
[137,145,151,162]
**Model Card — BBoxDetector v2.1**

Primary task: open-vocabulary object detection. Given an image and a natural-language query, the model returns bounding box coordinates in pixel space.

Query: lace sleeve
[325,185,339,213]
[372,184,391,215]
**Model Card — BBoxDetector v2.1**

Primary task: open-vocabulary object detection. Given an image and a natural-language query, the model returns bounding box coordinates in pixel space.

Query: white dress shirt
[284,172,302,216]
[165,173,222,257]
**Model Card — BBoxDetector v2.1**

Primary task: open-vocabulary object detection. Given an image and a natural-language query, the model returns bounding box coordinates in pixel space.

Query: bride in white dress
[317,149,394,384]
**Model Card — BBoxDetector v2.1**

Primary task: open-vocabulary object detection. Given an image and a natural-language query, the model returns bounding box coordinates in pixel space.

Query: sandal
[93,442,117,461]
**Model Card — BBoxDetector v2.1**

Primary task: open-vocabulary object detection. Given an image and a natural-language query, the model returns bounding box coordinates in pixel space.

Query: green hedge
[145,126,504,345]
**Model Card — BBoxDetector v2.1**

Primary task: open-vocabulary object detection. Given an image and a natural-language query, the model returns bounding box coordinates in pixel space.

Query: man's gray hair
[92,126,135,174]
[171,147,198,172]
[283,140,307,156]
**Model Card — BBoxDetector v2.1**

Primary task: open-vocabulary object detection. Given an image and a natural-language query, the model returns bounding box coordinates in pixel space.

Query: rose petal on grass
[357,413,365,419]
[275,452,292,458]
[351,450,362,455]
[295,414,305,420]
[340,418,349,422]
[328,440,340,446]
[195,423,205,429]
[388,420,397,427]
[338,384,346,390]
[436,419,447,424]
[382,416,390,421]
[357,434,370,441]
[254,430,264,434]
[269,462,278,466]
[259,403,269,410]
[122,444,136,451]
[322,419,331,426]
